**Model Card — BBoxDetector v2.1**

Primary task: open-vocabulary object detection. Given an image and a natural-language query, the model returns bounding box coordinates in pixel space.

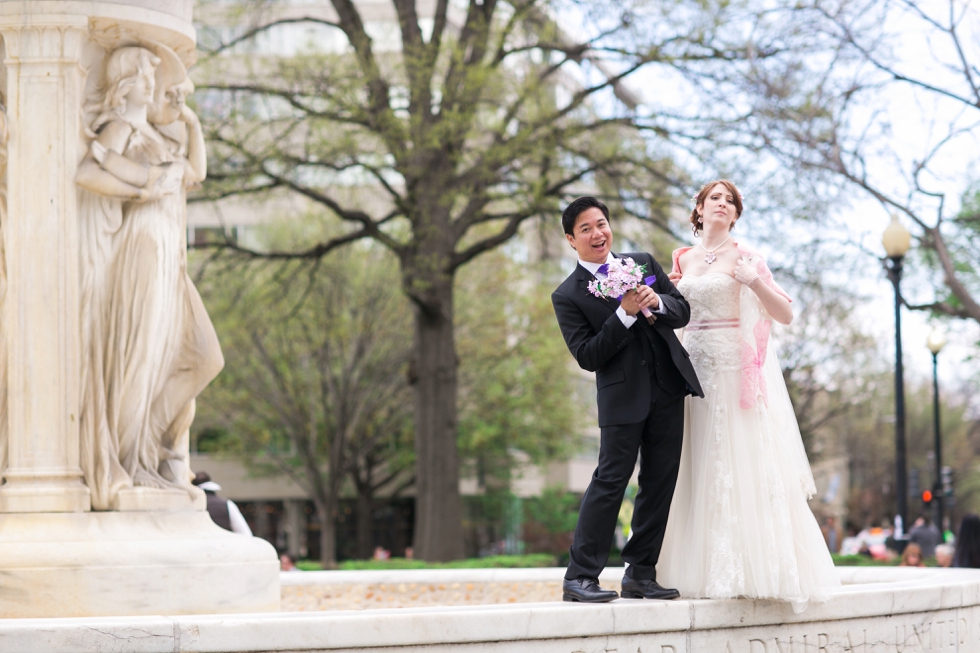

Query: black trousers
[565,389,685,582]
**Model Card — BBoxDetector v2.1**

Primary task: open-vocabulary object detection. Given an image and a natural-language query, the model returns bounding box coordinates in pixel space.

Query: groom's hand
[637,286,660,311]
[621,286,660,316]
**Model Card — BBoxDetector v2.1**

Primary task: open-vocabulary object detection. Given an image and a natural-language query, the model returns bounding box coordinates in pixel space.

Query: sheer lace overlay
[657,274,839,613]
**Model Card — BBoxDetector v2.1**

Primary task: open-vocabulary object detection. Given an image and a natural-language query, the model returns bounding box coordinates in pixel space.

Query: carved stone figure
[76,44,223,510]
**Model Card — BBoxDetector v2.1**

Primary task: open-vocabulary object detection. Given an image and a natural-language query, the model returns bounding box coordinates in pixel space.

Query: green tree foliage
[525,486,580,536]
[903,382,980,531]
[455,250,580,489]
[193,234,415,567]
[829,377,978,532]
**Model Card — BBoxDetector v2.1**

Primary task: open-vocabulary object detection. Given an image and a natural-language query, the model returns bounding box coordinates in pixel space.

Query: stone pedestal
[0,0,280,617]
[0,512,279,617]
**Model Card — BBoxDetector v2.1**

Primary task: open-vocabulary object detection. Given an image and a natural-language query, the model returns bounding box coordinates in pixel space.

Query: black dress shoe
[562,577,618,603]
[620,576,681,600]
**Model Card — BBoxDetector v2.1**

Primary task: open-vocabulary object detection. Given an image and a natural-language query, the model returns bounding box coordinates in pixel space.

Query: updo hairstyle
[689,180,743,236]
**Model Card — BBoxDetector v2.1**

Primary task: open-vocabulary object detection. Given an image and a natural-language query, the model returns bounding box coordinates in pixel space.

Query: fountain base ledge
[0,566,975,652]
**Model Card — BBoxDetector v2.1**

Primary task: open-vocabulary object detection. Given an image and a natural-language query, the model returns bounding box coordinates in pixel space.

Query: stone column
[0,17,90,513]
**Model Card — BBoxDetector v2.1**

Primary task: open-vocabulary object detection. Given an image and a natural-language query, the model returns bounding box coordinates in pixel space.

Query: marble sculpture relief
[75,42,223,510]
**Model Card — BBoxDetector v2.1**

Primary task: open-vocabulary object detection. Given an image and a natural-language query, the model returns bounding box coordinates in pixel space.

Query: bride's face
[698,183,738,232]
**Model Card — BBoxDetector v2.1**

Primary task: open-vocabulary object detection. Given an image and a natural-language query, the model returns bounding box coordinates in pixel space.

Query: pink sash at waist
[686,318,739,331]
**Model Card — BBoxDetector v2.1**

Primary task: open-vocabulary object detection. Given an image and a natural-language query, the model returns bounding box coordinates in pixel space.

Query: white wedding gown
[657,273,839,612]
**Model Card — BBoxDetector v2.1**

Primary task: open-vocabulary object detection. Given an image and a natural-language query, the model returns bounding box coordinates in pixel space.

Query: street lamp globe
[882,214,911,258]
[927,327,947,355]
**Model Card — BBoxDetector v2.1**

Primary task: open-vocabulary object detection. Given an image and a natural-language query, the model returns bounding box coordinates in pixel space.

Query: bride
[656,180,839,612]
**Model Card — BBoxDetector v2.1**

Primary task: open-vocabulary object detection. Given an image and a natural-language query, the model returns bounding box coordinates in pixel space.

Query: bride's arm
[179,105,207,184]
[734,258,793,324]
[749,280,793,325]
[76,121,164,200]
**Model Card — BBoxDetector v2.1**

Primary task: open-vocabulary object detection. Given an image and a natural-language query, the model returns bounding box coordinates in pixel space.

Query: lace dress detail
[678,274,742,378]
[657,274,839,612]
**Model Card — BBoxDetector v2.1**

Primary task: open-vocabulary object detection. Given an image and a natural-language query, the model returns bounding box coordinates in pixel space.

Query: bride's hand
[668,271,683,287]
[734,258,760,287]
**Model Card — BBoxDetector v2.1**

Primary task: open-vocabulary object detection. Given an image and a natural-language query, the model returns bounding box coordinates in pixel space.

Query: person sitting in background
[908,515,943,558]
[899,542,926,567]
[839,524,861,556]
[280,553,300,572]
[192,471,252,536]
[935,544,955,568]
[954,514,980,568]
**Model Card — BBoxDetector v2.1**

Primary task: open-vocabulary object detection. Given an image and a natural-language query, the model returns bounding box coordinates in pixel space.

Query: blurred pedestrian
[821,516,843,554]
[193,471,252,536]
[953,514,980,568]
[935,544,955,568]
[908,515,942,558]
[899,542,926,567]
[280,553,300,572]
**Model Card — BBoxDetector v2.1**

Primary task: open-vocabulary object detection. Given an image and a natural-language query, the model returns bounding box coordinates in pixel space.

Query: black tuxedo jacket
[551,252,704,427]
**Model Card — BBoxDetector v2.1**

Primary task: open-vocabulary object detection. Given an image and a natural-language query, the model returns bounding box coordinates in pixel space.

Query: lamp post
[927,326,947,533]
[882,214,911,535]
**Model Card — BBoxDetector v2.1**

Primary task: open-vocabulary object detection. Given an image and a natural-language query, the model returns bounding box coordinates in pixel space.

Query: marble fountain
[0,566,978,651]
[0,0,975,651]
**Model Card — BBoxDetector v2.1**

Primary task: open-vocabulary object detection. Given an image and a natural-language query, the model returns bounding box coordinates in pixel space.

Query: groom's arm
[552,290,633,373]
[645,254,690,329]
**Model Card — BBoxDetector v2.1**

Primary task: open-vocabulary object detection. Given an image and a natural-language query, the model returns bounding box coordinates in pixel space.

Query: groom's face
[566,207,613,264]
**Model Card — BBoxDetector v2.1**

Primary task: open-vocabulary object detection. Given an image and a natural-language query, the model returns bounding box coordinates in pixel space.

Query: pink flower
[588,258,657,322]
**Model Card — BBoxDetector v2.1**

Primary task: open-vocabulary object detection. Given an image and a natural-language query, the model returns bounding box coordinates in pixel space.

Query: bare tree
[685,0,980,324]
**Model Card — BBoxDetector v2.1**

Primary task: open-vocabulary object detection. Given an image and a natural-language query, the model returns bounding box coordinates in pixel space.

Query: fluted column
[0,17,90,512]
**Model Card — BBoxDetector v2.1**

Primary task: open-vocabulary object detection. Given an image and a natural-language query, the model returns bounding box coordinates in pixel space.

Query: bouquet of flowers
[588,257,658,324]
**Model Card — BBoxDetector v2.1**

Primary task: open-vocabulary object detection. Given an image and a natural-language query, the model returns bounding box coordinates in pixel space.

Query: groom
[552,197,703,603]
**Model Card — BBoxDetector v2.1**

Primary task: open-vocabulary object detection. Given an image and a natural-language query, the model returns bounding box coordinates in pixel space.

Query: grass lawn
[296,553,558,571]
[293,553,933,571]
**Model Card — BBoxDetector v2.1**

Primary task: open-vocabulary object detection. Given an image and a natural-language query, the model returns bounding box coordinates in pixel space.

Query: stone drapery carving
[75,41,223,510]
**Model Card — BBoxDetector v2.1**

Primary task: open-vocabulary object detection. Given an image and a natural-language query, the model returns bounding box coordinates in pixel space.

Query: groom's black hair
[562,196,609,235]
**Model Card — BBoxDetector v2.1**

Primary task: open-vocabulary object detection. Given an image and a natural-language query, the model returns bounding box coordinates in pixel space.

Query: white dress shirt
[578,253,666,329]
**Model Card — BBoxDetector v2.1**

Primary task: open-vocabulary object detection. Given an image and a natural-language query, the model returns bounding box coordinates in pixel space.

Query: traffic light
[909,468,920,500]
[941,466,955,497]
[922,489,933,504]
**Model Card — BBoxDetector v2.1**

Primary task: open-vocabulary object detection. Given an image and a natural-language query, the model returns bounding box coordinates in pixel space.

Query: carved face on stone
[125,70,155,109]
[103,47,160,115]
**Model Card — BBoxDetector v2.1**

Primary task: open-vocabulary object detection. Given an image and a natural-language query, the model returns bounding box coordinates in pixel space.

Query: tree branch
[199,17,342,60]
